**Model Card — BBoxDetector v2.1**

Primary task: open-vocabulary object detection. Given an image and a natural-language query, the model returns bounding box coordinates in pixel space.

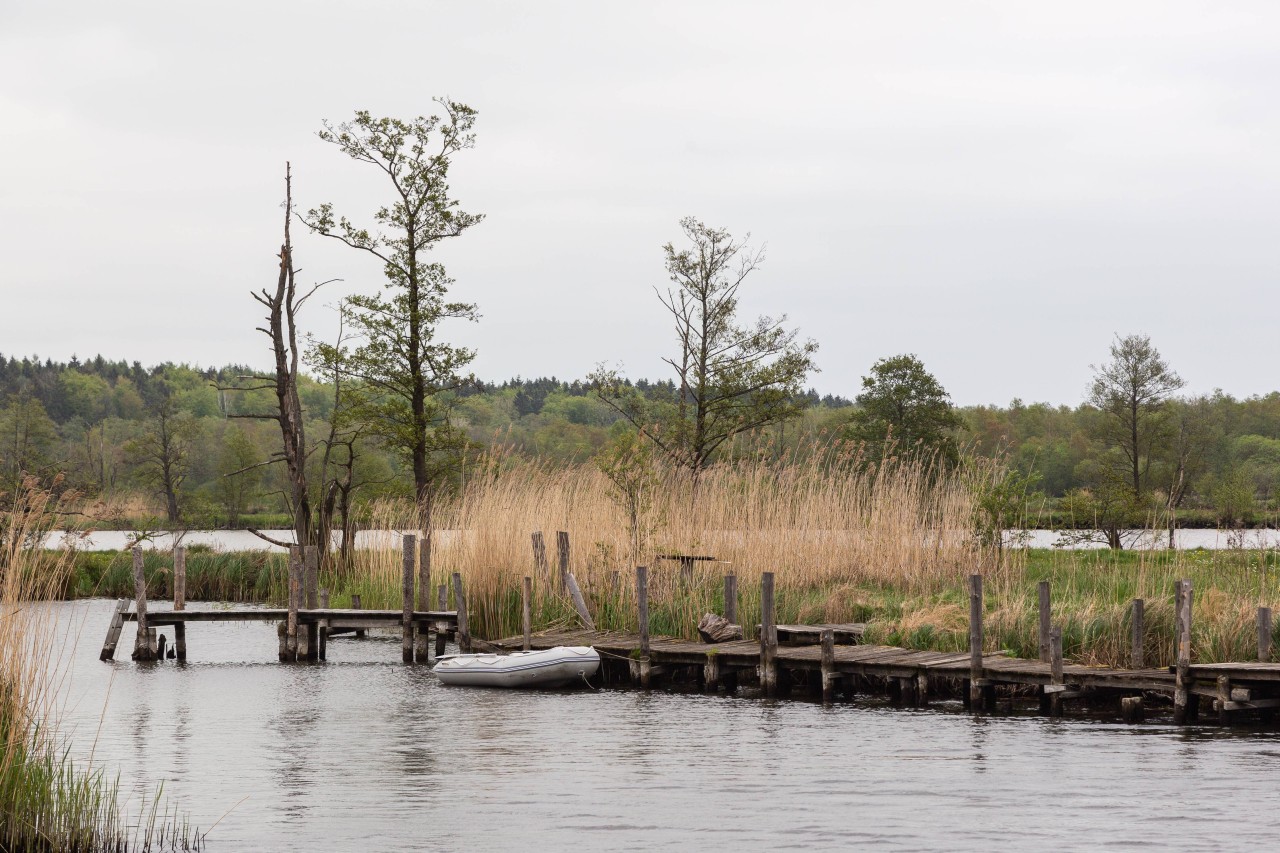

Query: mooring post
[556,531,571,591]
[1173,579,1195,724]
[760,571,778,697]
[1258,606,1273,663]
[820,627,835,703]
[968,573,984,711]
[1037,580,1051,663]
[1131,598,1145,669]
[352,593,365,639]
[318,589,329,661]
[724,573,738,625]
[285,546,301,662]
[1216,674,1232,726]
[416,533,432,662]
[1049,626,1064,717]
[565,571,596,631]
[435,584,447,656]
[402,534,416,663]
[522,576,532,651]
[304,546,320,662]
[636,565,651,688]
[131,547,156,661]
[1173,580,1186,666]
[452,572,471,653]
[173,545,187,661]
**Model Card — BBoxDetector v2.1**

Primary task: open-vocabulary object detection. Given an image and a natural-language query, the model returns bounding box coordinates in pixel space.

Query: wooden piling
[703,653,720,692]
[724,574,738,625]
[1130,598,1144,669]
[452,572,471,653]
[556,531,570,590]
[761,571,778,697]
[636,565,651,688]
[156,633,167,660]
[284,546,301,661]
[1037,581,1051,663]
[968,573,984,710]
[416,533,432,661]
[1216,675,1232,725]
[565,571,595,630]
[435,584,447,656]
[167,547,186,661]
[531,531,549,580]
[522,576,532,652]
[820,628,835,703]
[402,534,416,663]
[1120,696,1144,723]
[304,546,320,662]
[351,593,365,639]
[318,589,329,661]
[1049,626,1064,717]
[1173,579,1194,724]
[99,598,129,661]
[1258,606,1273,663]
[131,547,155,661]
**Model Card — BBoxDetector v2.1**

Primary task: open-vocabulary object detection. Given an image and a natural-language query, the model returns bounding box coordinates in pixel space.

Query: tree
[125,387,197,523]
[212,425,261,526]
[0,392,59,494]
[1161,395,1219,546]
[1087,334,1184,497]
[846,354,963,462]
[593,217,818,478]
[304,103,483,520]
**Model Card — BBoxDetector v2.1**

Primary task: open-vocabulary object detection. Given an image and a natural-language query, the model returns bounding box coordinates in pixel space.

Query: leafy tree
[212,425,261,526]
[596,430,661,558]
[125,388,197,523]
[1087,334,1184,497]
[593,217,818,479]
[846,354,963,462]
[305,103,483,519]
[0,393,59,493]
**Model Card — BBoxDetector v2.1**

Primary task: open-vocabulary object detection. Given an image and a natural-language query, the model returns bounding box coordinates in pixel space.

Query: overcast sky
[2,2,1277,406]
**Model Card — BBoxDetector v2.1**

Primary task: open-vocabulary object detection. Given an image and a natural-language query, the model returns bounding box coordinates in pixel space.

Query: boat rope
[579,671,598,691]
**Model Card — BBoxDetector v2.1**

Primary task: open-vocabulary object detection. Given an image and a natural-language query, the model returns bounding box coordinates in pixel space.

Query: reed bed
[1,479,200,852]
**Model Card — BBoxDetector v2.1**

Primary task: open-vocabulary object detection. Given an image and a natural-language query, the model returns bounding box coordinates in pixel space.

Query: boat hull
[433,646,600,688]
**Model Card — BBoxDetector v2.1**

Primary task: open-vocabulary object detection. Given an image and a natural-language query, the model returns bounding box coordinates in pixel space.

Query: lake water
[50,599,1280,851]
[43,528,1280,552]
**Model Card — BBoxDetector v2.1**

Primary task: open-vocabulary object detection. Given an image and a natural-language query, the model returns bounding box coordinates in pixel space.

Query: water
[44,528,1280,552]
[49,600,1280,851]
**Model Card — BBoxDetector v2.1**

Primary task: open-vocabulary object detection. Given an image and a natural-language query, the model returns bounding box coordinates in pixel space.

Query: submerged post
[1131,598,1145,669]
[1258,606,1273,663]
[724,574,738,625]
[522,576,532,651]
[416,533,432,662]
[820,627,835,703]
[285,546,301,662]
[1037,581,1051,663]
[173,546,187,661]
[968,573,984,711]
[402,534,416,663]
[131,547,155,661]
[556,531,571,591]
[1173,579,1195,724]
[636,565,651,688]
[452,572,471,653]
[351,593,365,639]
[760,571,778,697]
[435,584,447,656]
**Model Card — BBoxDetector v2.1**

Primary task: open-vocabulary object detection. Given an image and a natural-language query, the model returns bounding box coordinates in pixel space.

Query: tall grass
[1,478,199,851]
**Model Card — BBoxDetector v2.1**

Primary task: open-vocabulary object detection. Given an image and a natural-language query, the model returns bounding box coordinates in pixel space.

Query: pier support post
[704,653,720,692]
[304,546,320,662]
[1173,579,1196,725]
[351,593,365,639]
[1048,626,1064,717]
[636,565,651,688]
[967,573,984,711]
[1131,598,1144,669]
[522,576,532,651]
[416,533,433,662]
[1120,696,1144,723]
[131,547,156,661]
[724,574,738,625]
[436,585,447,656]
[820,628,835,703]
[285,546,301,662]
[1216,675,1232,726]
[173,546,187,661]
[402,535,416,663]
[761,572,778,697]
[452,572,471,653]
[1038,580,1051,663]
[1258,606,1272,662]
[318,589,329,661]
[556,531,570,591]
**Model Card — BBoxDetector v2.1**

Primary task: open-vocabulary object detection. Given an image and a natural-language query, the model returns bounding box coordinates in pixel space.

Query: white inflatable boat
[432,646,600,688]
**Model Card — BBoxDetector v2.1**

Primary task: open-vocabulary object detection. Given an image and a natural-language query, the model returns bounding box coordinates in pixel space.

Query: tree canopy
[846,354,963,462]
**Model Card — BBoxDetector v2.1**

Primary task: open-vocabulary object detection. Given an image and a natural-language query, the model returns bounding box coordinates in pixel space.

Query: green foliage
[846,354,963,463]
[595,431,661,557]
[972,463,1041,549]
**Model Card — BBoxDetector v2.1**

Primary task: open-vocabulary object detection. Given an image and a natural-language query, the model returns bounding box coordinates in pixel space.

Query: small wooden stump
[1120,696,1144,723]
[696,613,742,643]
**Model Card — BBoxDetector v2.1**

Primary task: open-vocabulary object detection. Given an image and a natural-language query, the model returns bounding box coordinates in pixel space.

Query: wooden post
[522,576,532,651]
[284,546,301,661]
[173,546,187,661]
[156,633,167,660]
[1258,606,1273,663]
[1120,695,1144,723]
[531,531,549,580]
[402,534,416,663]
[565,571,596,631]
[1130,598,1144,669]
[304,546,320,662]
[760,571,778,697]
[556,531,570,590]
[820,627,835,703]
[968,573,984,710]
[636,565,651,688]
[1216,674,1232,726]
[435,584,447,656]
[318,589,329,661]
[1037,580,1051,663]
[131,547,155,661]
[1173,580,1186,665]
[1049,626,1064,717]
[452,572,471,653]
[99,598,129,661]
[351,593,365,639]
[724,574,738,625]
[703,653,720,692]
[416,533,432,661]
[1173,579,1194,725]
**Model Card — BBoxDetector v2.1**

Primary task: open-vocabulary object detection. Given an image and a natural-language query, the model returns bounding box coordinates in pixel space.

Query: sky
[2,1,1278,406]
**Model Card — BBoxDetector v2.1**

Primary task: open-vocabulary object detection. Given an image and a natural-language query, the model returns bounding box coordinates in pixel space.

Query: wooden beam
[1258,606,1272,663]
[565,571,595,631]
[724,574,738,625]
[99,598,129,661]
[556,531,571,591]
[531,531,549,581]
